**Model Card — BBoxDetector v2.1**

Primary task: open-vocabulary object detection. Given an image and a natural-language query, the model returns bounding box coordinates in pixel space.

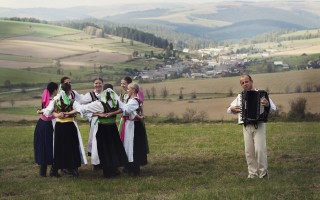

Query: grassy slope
[0,20,81,39]
[0,68,61,84]
[0,20,164,85]
[0,122,319,199]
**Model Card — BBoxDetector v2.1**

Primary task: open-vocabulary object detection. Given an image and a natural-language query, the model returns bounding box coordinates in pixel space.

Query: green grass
[0,107,39,115]
[0,122,319,199]
[0,20,81,39]
[0,54,51,64]
[0,68,62,85]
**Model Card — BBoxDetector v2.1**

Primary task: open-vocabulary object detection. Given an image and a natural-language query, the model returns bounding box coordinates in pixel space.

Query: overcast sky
[0,0,221,8]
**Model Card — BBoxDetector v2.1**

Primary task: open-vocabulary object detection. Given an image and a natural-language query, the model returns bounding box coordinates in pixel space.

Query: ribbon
[57,90,71,106]
[41,89,50,108]
[120,116,128,143]
[137,87,144,103]
[100,88,117,108]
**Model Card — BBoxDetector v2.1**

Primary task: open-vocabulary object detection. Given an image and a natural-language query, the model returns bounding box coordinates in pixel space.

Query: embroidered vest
[54,98,75,116]
[89,91,98,102]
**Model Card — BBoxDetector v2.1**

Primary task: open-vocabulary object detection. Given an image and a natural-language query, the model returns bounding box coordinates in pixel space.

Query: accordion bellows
[239,90,270,124]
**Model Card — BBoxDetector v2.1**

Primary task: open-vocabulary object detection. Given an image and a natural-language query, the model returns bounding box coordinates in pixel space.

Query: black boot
[49,165,59,177]
[71,168,79,177]
[40,164,47,177]
[132,164,140,177]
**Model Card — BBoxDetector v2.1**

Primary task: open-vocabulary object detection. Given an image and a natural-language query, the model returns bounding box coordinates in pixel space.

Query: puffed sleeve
[227,94,240,114]
[122,98,139,118]
[42,100,55,117]
[79,92,95,104]
[73,100,104,118]
[269,98,277,112]
[72,90,87,104]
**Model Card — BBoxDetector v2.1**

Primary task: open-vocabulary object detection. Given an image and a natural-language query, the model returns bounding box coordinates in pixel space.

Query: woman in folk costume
[65,83,128,178]
[119,82,148,176]
[60,76,85,103]
[41,83,87,177]
[118,76,132,142]
[80,78,103,170]
[34,82,58,177]
[118,77,148,146]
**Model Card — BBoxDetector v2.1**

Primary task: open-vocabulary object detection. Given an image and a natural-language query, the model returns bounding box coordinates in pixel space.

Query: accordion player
[237,90,270,126]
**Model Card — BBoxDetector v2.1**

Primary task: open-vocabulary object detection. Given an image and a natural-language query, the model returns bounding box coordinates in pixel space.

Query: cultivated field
[141,70,320,94]
[0,69,319,121]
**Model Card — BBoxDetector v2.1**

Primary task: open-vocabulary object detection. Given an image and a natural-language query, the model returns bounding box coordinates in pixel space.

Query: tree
[191,91,197,99]
[227,88,233,97]
[4,80,11,90]
[145,89,151,100]
[179,87,184,100]
[161,87,168,99]
[54,59,61,67]
[151,86,156,99]
[10,99,15,107]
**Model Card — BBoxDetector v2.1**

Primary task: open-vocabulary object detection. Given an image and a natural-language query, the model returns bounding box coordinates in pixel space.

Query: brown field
[273,43,320,56]
[0,69,319,121]
[141,69,320,94]
[60,50,129,68]
[0,39,87,58]
[143,92,320,120]
[0,34,130,69]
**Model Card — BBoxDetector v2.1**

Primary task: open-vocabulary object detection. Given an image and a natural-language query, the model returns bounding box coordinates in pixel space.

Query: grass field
[0,122,319,199]
[0,68,61,85]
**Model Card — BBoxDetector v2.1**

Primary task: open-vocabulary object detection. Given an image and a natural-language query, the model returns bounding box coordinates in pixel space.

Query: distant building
[274,61,283,66]
[183,48,189,53]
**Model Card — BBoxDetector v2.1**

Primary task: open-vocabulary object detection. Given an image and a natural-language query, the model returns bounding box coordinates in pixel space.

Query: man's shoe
[247,174,258,179]
[260,172,269,179]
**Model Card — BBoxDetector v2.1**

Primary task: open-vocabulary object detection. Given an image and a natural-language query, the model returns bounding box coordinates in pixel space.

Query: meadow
[0,122,319,199]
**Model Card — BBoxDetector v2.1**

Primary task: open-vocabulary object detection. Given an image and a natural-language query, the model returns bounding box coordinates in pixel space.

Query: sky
[0,0,218,9]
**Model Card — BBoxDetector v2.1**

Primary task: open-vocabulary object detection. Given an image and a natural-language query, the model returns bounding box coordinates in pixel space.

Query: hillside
[0,20,163,85]
[1,1,320,42]
[0,19,320,121]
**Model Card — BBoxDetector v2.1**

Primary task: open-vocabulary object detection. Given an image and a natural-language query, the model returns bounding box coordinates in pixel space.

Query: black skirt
[53,122,81,169]
[34,118,54,165]
[96,123,128,168]
[133,121,148,166]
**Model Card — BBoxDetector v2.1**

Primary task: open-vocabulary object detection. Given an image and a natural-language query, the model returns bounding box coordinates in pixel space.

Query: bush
[295,85,302,93]
[287,97,307,120]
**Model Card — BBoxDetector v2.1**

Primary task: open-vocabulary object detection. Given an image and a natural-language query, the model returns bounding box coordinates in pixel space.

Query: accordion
[238,90,270,125]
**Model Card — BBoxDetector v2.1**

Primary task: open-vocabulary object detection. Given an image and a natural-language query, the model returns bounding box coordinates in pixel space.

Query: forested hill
[2,1,320,45]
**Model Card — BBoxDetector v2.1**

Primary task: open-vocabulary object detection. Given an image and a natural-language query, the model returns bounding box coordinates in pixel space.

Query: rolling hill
[1,1,320,42]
